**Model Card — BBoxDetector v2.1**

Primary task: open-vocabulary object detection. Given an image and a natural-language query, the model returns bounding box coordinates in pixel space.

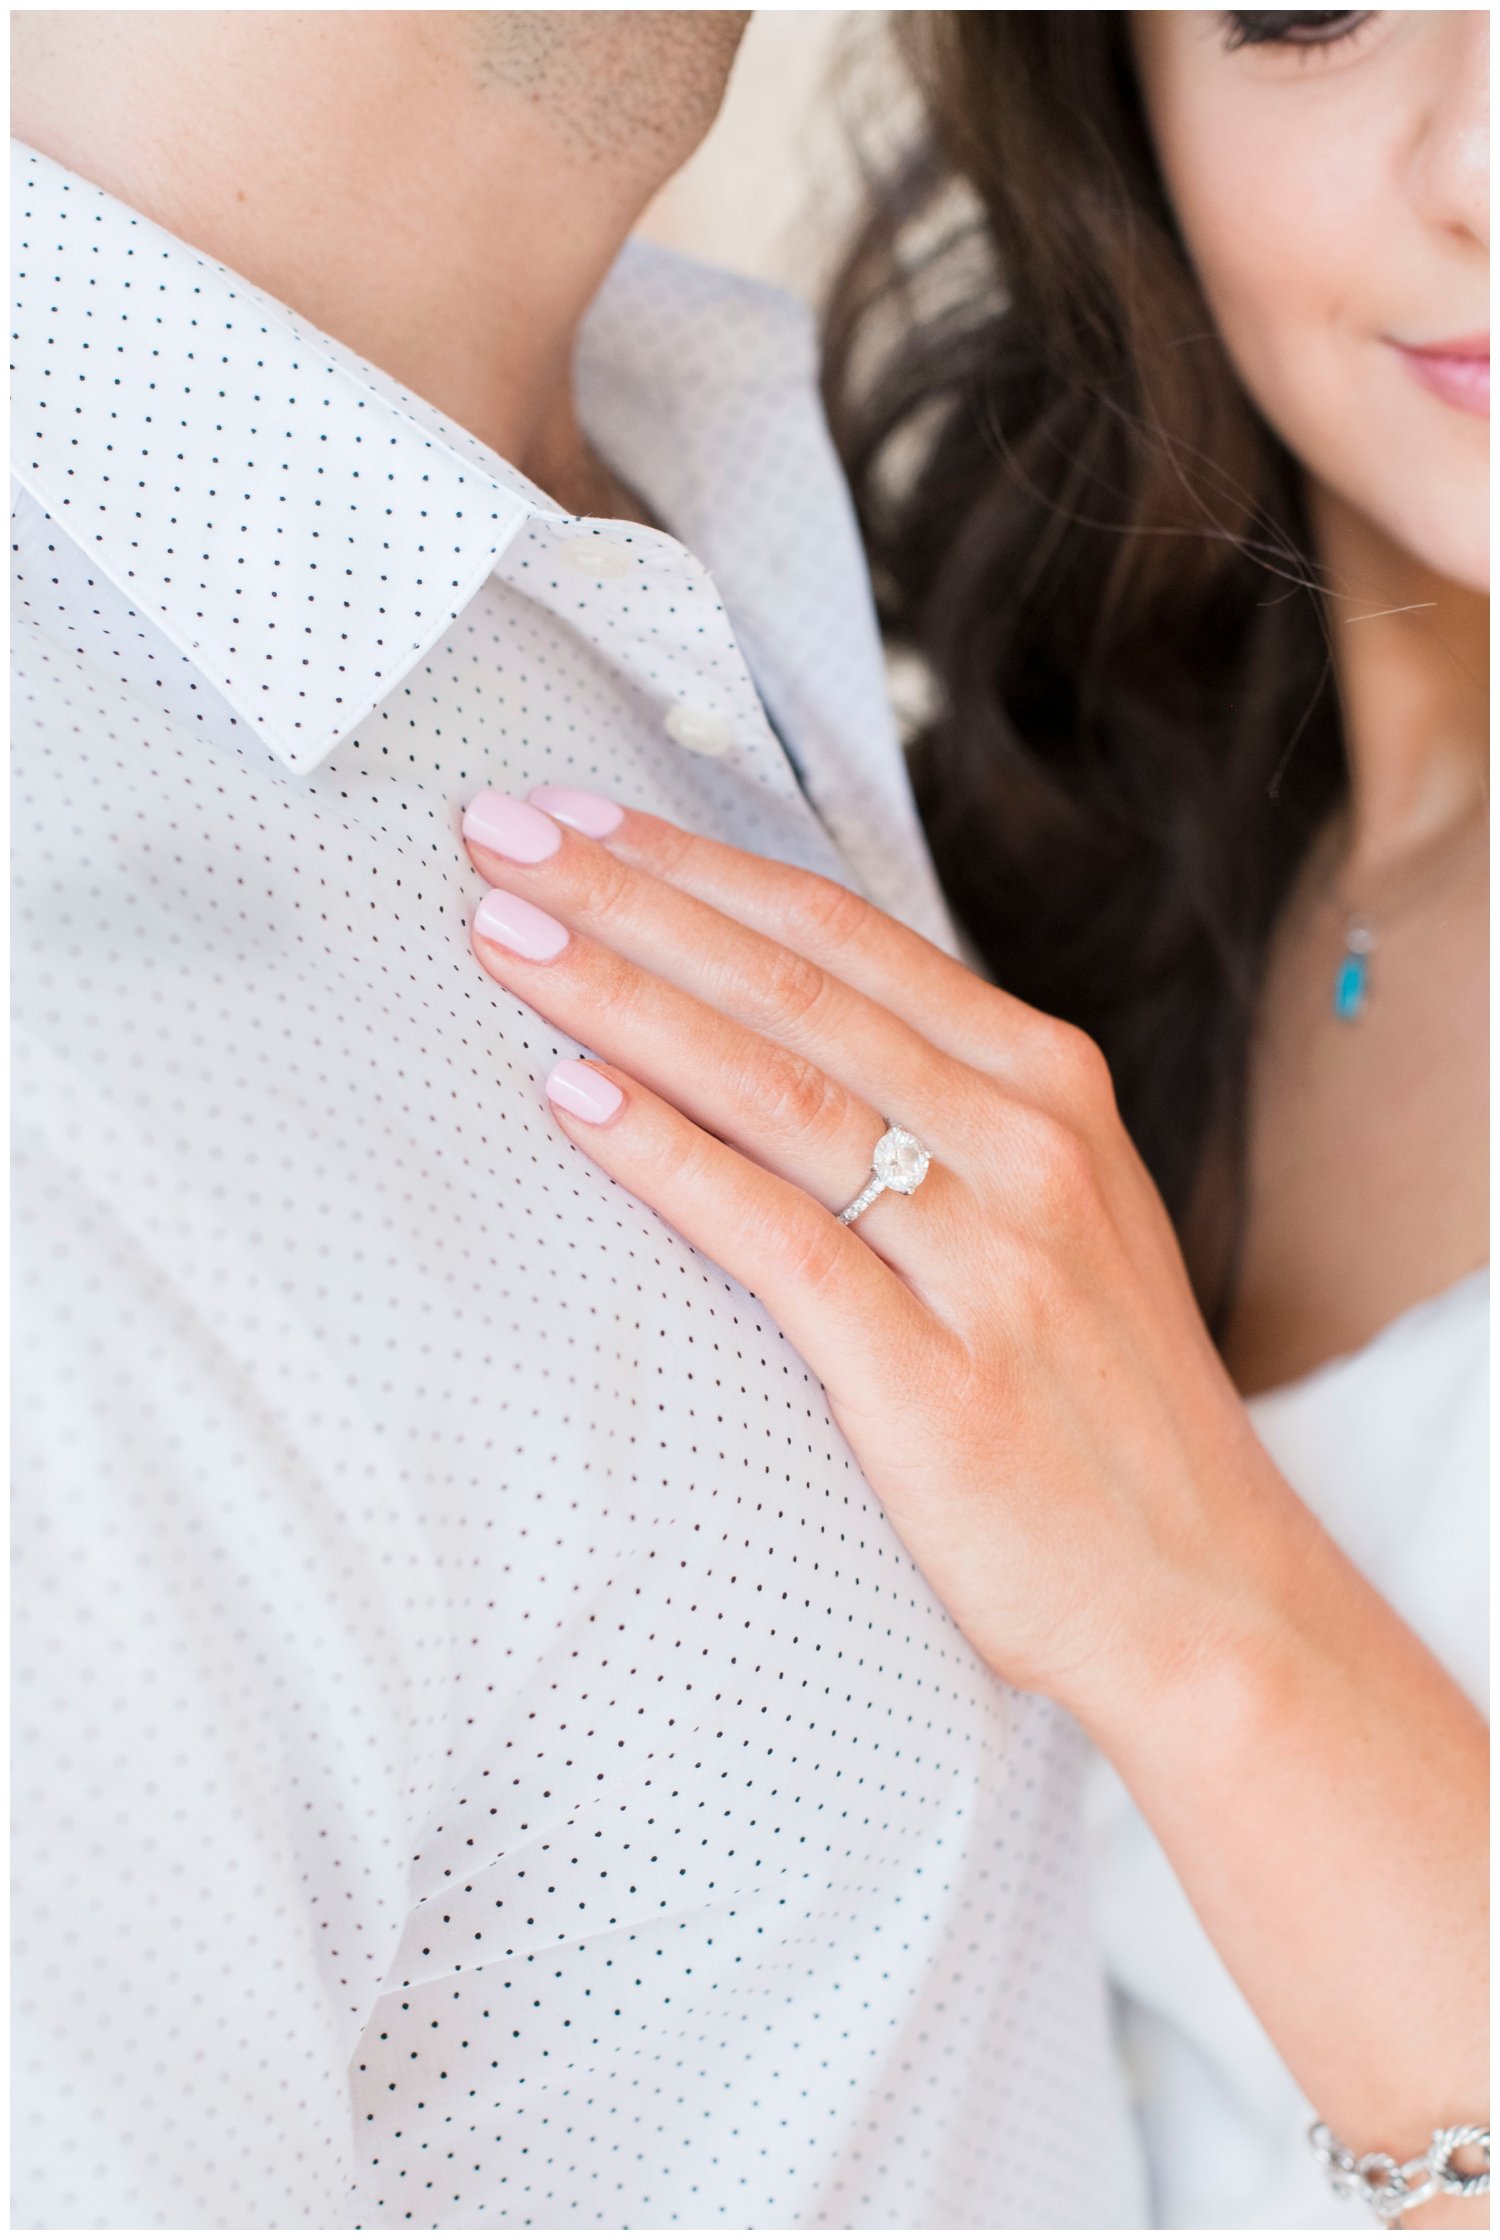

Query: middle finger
[461,790,979,1159]
[468,883,974,1289]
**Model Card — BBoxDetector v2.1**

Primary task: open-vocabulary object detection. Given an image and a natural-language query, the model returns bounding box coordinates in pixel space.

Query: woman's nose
[1409,11,1489,255]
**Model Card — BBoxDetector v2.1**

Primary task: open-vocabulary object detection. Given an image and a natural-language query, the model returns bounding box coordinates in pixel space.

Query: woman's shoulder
[1247,1262,1489,1414]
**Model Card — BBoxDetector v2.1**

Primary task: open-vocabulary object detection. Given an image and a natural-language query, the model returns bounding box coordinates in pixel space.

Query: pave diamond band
[836,1122,932,1227]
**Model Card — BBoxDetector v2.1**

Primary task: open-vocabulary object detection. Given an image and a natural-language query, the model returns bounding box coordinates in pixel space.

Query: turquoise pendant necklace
[1332,911,1376,1022]
[1325,804,1485,1025]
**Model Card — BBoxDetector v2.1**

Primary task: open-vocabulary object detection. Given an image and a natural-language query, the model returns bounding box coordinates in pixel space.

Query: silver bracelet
[1310,2119,1489,2227]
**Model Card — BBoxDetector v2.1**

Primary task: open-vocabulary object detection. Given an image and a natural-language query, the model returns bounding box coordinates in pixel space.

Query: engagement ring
[836,1122,931,1227]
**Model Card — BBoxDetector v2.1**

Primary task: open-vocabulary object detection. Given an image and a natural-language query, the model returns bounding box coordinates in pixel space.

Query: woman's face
[1131,11,1489,591]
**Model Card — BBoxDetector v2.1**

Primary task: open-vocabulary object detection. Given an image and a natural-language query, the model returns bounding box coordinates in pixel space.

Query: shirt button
[557,533,633,579]
[664,702,735,758]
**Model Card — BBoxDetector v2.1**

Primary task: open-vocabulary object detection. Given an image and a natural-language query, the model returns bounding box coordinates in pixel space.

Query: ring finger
[461,792,972,1152]
[470,889,970,1291]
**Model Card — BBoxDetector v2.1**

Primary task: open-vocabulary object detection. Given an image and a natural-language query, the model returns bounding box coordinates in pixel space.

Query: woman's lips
[1391,334,1490,418]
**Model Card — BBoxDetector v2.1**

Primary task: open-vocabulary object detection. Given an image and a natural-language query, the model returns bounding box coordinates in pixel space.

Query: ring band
[836,1121,932,1227]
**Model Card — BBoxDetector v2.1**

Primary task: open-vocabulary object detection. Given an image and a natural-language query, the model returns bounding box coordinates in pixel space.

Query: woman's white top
[1087,1267,1489,2230]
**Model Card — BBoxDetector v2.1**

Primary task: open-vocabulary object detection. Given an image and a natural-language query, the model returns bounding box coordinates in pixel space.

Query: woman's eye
[1221,10,1373,51]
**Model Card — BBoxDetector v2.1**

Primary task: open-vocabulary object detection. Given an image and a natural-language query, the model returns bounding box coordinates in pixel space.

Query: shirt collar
[11,140,825,780]
[13,139,961,963]
[11,140,558,771]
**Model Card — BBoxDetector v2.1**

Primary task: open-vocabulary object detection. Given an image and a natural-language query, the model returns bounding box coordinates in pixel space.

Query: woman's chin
[1308,472,1490,603]
[1414,532,1489,599]
[1385,468,1490,595]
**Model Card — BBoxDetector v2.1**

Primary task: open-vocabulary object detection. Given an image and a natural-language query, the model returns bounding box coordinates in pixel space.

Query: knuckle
[1006,1232,1070,1326]
[786,870,871,955]
[680,1120,729,1191]
[741,1042,847,1139]
[568,843,636,923]
[743,1193,845,1294]
[674,1120,724,1197]
[940,1327,1006,1425]
[1005,1103,1098,1225]
[753,941,831,1033]
[1039,1019,1116,1113]
[964,1214,1069,1339]
[637,814,698,880]
[577,937,642,1016]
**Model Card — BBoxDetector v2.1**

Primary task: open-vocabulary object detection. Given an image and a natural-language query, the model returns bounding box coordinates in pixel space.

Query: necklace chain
[1319,803,1486,1024]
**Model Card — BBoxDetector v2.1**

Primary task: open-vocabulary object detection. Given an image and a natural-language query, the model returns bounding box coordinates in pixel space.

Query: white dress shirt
[12,141,1145,2230]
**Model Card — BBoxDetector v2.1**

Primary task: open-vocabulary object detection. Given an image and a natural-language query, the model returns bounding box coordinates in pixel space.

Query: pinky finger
[542,1056,931,1400]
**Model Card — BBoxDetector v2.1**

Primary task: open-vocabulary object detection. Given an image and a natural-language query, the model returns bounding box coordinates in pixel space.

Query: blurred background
[639,11,930,733]
[640,11,896,302]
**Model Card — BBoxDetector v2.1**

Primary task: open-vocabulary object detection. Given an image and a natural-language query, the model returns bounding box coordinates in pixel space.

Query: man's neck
[12,11,742,503]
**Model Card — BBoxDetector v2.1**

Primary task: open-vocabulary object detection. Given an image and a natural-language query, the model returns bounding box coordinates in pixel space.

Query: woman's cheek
[1141,48,1488,592]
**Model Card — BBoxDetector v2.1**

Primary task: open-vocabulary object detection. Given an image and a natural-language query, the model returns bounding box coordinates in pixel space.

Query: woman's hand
[461,785,1489,2204]
[459,783,1288,1732]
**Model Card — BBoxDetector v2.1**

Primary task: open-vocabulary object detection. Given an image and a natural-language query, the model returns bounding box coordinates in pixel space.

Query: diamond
[871,1124,929,1195]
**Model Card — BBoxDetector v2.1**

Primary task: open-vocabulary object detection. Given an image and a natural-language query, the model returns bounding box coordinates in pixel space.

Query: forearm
[1076,1479,1488,2226]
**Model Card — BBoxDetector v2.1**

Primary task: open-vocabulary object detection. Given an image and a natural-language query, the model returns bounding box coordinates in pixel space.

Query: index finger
[527,785,1017,1069]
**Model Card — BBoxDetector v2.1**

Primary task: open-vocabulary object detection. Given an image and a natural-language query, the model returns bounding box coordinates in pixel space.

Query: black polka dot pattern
[11,141,1145,2229]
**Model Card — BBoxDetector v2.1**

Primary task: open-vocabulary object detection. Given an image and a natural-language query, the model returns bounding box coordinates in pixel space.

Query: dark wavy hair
[823,11,1347,1328]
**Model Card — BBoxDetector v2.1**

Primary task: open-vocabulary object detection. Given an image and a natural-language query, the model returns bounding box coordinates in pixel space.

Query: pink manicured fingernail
[463,789,563,862]
[474,888,569,960]
[546,1059,623,1122]
[526,784,624,838]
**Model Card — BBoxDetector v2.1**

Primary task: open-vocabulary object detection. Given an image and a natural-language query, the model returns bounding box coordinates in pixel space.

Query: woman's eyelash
[1220,11,1373,52]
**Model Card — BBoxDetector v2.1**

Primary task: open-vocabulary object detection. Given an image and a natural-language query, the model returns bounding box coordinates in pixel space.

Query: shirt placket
[494,511,855,878]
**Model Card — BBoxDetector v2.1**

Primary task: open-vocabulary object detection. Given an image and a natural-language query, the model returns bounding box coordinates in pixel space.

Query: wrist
[1059,1445,1344,1767]
[1053,1437,1490,2193]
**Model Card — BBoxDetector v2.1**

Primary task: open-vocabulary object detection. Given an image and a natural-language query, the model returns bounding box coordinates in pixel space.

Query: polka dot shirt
[11,141,1145,2229]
